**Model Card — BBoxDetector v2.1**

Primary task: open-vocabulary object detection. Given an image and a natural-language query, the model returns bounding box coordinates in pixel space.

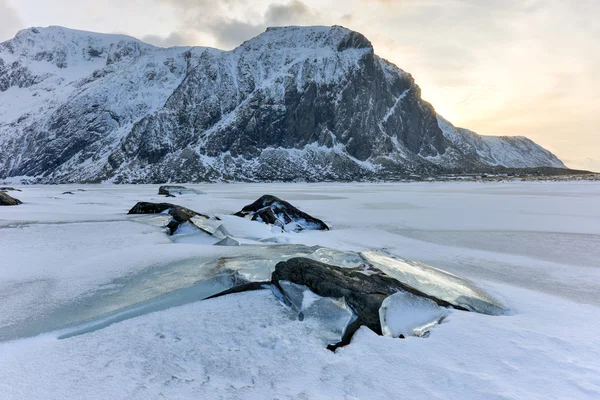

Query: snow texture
[0,181,599,399]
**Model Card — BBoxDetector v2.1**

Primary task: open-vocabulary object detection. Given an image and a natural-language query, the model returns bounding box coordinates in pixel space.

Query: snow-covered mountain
[0,26,566,183]
[436,116,565,169]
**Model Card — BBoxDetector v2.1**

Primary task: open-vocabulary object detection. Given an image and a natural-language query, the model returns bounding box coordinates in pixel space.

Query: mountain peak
[7,25,144,46]
[1,25,156,75]
[237,25,372,53]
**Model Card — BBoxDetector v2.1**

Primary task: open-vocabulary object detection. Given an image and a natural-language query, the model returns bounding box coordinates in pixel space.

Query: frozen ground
[1,181,599,399]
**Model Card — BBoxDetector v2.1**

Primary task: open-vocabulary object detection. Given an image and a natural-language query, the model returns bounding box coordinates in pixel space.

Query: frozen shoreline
[1,181,599,399]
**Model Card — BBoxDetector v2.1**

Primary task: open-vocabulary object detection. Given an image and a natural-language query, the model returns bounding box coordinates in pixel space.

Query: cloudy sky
[2,0,598,170]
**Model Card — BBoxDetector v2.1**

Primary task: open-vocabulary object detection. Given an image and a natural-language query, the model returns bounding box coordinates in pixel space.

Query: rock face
[272,257,462,345]
[0,191,22,205]
[234,195,329,232]
[0,26,567,183]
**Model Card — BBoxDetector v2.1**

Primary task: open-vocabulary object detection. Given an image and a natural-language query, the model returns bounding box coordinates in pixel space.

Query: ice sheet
[0,243,318,341]
[379,291,444,338]
[362,251,507,315]
[276,281,355,346]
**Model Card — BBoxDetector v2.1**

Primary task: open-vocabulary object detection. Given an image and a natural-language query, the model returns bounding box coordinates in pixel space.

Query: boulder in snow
[127,202,213,235]
[272,257,459,347]
[0,191,22,206]
[158,185,204,196]
[234,195,329,232]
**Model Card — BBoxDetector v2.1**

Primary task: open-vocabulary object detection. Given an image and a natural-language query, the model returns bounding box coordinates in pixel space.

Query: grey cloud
[0,0,23,42]
[205,20,263,50]
[159,0,322,49]
[264,0,317,25]
[142,32,195,48]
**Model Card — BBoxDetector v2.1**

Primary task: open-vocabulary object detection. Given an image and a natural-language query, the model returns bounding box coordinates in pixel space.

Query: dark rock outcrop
[272,257,462,347]
[0,191,22,205]
[0,186,21,192]
[234,195,329,232]
[127,201,211,234]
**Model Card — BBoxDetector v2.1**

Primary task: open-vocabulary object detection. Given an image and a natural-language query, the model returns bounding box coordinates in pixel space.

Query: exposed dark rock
[234,195,329,232]
[0,191,22,205]
[127,201,211,234]
[272,257,463,348]
[62,191,74,195]
[0,186,21,192]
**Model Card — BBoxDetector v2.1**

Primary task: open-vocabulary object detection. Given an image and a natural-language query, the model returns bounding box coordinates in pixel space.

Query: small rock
[62,191,74,195]
[0,187,22,192]
[158,185,203,196]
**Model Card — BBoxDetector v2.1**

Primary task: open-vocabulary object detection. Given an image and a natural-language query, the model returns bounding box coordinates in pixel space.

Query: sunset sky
[1,0,598,171]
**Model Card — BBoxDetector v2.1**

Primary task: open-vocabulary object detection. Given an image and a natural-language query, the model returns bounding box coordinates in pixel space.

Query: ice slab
[214,245,319,282]
[0,244,319,342]
[190,216,231,239]
[58,274,245,339]
[379,291,444,338]
[362,252,507,315]
[307,247,367,269]
[215,236,241,246]
[128,213,171,229]
[171,222,220,245]
[216,214,281,240]
[276,281,356,346]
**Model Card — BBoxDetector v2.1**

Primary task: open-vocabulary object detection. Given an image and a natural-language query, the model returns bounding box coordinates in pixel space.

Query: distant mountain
[0,26,566,183]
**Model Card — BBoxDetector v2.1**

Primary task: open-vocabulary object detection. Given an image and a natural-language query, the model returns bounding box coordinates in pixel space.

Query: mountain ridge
[0,25,566,183]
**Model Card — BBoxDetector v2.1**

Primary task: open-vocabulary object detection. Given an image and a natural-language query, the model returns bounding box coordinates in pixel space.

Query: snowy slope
[0,26,216,181]
[0,26,566,183]
[437,115,566,168]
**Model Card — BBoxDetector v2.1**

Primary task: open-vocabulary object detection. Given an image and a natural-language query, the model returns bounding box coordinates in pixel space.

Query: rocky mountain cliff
[0,26,566,183]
